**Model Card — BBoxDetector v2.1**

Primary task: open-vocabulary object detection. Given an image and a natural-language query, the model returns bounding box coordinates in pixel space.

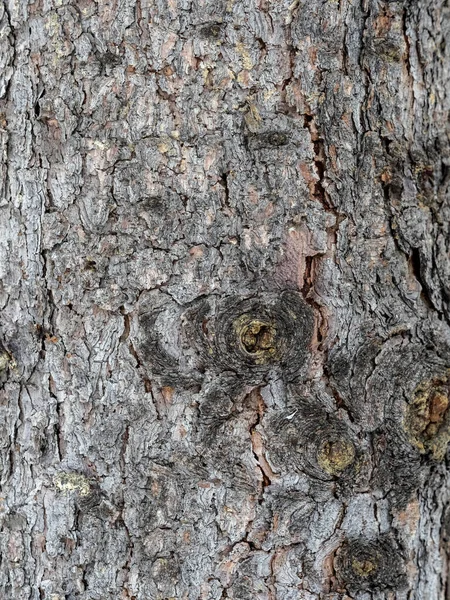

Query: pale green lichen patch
[54,473,91,497]
[0,352,10,370]
[0,347,15,371]
[405,375,450,460]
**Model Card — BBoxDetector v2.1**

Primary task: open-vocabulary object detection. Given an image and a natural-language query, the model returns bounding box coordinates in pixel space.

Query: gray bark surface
[1,0,450,598]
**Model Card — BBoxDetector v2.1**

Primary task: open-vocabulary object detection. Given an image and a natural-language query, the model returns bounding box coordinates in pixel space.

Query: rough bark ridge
[0,0,449,598]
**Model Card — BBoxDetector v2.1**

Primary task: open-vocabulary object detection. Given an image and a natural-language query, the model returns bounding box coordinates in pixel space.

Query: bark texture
[1,0,450,598]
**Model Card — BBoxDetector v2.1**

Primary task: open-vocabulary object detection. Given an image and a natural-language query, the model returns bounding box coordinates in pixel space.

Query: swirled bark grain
[1,0,450,598]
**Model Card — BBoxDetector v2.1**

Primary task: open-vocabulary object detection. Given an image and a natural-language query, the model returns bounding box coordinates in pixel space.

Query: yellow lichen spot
[45,12,60,36]
[236,42,253,71]
[317,438,355,475]
[45,12,69,61]
[157,135,178,157]
[93,140,110,150]
[0,352,10,371]
[352,558,377,578]
[244,102,262,132]
[0,348,15,371]
[157,141,170,154]
[237,70,250,86]
[263,89,278,104]
[54,473,91,497]
[405,375,450,460]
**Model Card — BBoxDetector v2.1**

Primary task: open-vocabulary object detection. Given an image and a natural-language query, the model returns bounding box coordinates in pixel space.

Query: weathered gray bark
[1,0,450,598]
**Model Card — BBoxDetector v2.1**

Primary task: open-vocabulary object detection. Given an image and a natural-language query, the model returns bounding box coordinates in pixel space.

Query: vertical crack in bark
[409,247,435,310]
[249,387,274,500]
[402,6,415,128]
[382,176,439,313]
[80,561,88,595]
[213,386,278,599]
[9,385,25,478]
[301,255,315,300]
[358,1,372,150]
[1,2,16,104]
[41,248,57,337]
[342,15,349,77]
[302,109,353,416]
[48,374,63,461]
[120,306,155,398]
[302,112,343,328]
[219,171,232,215]
[55,396,65,461]
[119,307,131,345]
[118,423,134,598]
[301,113,331,352]
[302,113,337,219]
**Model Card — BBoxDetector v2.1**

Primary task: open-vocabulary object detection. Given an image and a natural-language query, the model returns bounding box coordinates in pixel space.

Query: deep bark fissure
[249,387,273,497]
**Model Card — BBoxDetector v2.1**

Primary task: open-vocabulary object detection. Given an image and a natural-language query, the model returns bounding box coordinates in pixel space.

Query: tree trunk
[1,0,450,598]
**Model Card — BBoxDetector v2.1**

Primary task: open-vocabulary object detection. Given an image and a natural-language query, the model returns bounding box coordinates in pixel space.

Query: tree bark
[1,0,450,598]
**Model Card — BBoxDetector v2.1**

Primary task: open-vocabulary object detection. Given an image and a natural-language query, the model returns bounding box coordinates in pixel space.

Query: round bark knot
[334,537,405,592]
[235,317,278,363]
[188,290,314,382]
[351,557,377,577]
[316,437,355,475]
[266,407,367,487]
[266,131,288,146]
[199,22,222,38]
[405,375,450,459]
